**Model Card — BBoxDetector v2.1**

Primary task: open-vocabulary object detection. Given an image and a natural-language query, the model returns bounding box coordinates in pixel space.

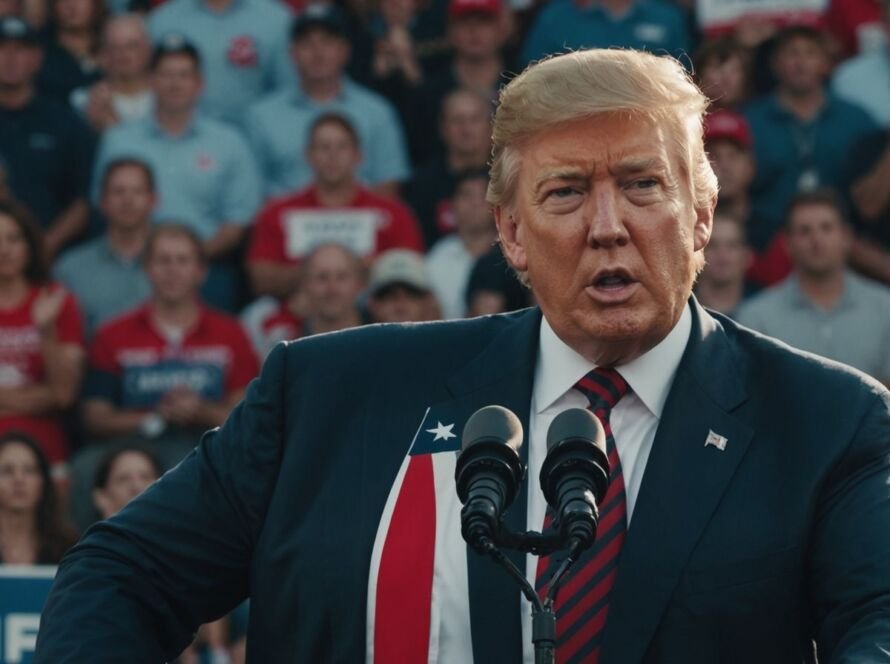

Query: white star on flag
[426,421,456,442]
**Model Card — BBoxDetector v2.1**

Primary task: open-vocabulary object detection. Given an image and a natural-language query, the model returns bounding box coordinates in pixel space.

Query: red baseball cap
[449,0,502,20]
[704,110,752,149]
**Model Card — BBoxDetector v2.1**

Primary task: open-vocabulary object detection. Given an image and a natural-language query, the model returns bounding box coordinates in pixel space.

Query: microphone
[455,405,525,554]
[540,408,610,553]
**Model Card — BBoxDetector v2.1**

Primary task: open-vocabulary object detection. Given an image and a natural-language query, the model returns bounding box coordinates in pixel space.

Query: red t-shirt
[247,185,425,266]
[0,285,84,465]
[825,0,884,56]
[87,304,259,411]
[747,232,793,288]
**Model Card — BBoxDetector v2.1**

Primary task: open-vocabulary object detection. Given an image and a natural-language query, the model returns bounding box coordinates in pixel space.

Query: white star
[426,421,456,442]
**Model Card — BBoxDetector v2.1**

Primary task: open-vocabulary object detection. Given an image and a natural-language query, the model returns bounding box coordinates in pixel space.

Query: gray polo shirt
[243,78,411,197]
[737,271,890,382]
[149,0,295,126]
[53,236,151,338]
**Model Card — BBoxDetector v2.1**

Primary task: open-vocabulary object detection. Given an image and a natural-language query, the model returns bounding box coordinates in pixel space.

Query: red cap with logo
[704,110,753,149]
[449,0,502,20]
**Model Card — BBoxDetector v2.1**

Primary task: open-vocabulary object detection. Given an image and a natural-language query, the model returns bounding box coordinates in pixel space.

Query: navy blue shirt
[0,94,94,228]
[520,0,691,66]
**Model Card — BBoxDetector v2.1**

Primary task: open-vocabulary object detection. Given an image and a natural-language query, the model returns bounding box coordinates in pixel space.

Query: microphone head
[455,405,525,506]
[540,408,610,508]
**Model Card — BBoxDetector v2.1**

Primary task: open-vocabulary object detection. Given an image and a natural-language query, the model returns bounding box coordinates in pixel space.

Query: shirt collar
[291,77,352,106]
[147,113,201,139]
[534,302,692,418]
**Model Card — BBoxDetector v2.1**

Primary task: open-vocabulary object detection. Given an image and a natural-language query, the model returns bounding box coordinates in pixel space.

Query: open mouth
[592,269,635,290]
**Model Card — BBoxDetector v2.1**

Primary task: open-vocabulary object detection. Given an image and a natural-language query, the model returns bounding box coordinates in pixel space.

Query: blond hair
[487,49,717,213]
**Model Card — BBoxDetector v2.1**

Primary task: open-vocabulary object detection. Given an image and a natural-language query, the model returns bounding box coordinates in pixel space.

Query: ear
[693,197,716,253]
[494,205,528,272]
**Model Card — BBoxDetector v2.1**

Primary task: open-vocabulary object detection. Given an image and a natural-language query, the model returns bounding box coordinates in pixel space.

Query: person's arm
[157,387,246,429]
[34,342,290,662]
[811,389,890,659]
[44,198,90,261]
[204,224,248,261]
[246,260,301,299]
[0,385,63,417]
[849,236,890,285]
[82,398,150,439]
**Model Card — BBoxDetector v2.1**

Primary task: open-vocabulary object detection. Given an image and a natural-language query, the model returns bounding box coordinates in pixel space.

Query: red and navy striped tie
[535,367,631,664]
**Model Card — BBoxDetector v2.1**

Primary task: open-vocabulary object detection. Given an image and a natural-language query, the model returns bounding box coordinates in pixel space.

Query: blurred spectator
[148,0,293,126]
[37,0,105,104]
[92,35,262,312]
[825,0,887,56]
[846,127,890,284]
[694,211,755,317]
[406,88,491,247]
[71,14,154,132]
[0,202,85,474]
[244,5,410,199]
[369,0,424,91]
[738,189,890,385]
[81,224,257,453]
[0,16,93,258]
[520,0,690,66]
[367,249,438,323]
[427,169,496,319]
[407,0,507,164]
[704,108,793,286]
[743,26,878,243]
[832,0,890,127]
[465,243,532,316]
[298,243,368,335]
[91,444,160,519]
[694,36,752,109]
[0,431,78,564]
[240,290,302,360]
[246,112,423,299]
[54,158,152,337]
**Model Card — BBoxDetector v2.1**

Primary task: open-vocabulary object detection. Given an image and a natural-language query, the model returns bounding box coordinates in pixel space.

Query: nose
[586,186,629,249]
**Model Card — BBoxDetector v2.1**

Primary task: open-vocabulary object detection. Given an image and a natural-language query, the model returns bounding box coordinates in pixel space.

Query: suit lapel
[600,300,754,664]
[444,308,542,664]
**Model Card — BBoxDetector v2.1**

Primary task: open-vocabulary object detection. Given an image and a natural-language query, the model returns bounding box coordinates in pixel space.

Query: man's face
[707,140,754,202]
[101,164,155,231]
[786,203,851,278]
[291,29,350,85]
[0,213,28,282]
[772,36,828,95]
[101,18,151,79]
[0,40,41,89]
[370,284,429,323]
[152,54,202,114]
[145,233,206,305]
[307,122,361,187]
[497,113,712,365]
[93,451,159,520]
[699,54,746,108]
[53,0,94,30]
[303,246,363,323]
[701,217,750,287]
[440,93,491,158]
[448,13,504,60]
[453,177,493,233]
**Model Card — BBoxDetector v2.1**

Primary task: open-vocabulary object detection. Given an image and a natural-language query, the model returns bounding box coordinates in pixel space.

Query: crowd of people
[0,0,889,658]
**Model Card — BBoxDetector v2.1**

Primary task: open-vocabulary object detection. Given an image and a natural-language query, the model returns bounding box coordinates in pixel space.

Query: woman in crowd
[0,201,85,477]
[38,0,106,103]
[0,432,78,564]
[91,445,160,521]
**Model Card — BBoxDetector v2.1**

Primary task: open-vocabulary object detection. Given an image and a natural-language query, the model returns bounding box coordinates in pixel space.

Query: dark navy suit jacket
[35,301,890,663]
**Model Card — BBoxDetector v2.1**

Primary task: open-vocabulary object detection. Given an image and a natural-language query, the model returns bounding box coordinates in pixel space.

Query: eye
[631,178,659,190]
[547,187,579,199]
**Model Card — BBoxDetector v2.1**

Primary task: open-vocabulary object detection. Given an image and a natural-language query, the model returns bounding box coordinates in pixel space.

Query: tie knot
[574,367,630,413]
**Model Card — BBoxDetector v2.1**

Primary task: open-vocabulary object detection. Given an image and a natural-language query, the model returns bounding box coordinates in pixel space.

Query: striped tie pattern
[535,367,631,664]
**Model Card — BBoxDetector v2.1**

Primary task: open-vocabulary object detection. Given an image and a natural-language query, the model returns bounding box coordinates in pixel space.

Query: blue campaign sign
[0,566,56,664]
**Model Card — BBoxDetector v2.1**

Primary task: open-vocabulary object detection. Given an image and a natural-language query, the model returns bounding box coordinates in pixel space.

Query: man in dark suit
[35,49,890,663]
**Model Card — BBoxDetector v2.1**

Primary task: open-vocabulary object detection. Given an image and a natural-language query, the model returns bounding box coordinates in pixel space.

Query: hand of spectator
[31,286,67,336]
[84,82,119,132]
[158,387,204,425]
[852,149,890,221]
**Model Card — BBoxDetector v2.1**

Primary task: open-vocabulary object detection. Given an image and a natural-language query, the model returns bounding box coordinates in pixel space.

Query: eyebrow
[532,168,589,196]
[608,156,670,177]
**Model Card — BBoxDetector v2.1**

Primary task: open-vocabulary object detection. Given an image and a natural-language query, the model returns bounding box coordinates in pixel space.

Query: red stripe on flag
[374,455,436,663]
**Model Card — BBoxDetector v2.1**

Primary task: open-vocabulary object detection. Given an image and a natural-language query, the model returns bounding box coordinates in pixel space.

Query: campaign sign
[696,0,825,32]
[0,566,56,664]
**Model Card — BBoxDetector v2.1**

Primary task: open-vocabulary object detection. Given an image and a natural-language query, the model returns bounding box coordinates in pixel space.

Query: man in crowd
[246,113,423,299]
[0,16,93,258]
[148,0,294,126]
[694,211,754,318]
[367,249,437,324]
[738,189,890,385]
[426,169,497,319]
[92,35,262,312]
[245,5,410,199]
[54,158,153,338]
[407,88,492,248]
[831,0,890,122]
[36,49,890,664]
